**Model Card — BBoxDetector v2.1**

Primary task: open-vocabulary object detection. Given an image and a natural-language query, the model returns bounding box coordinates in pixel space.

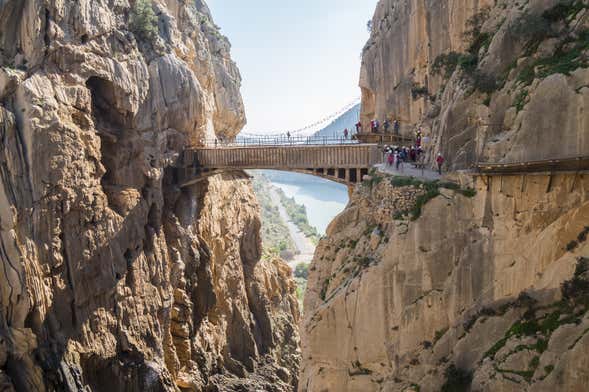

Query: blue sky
[206,0,377,135]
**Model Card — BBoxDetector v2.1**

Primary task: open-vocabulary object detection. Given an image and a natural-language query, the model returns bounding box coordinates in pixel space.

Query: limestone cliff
[360,0,589,168]
[0,1,299,391]
[301,172,589,391]
[302,1,589,390]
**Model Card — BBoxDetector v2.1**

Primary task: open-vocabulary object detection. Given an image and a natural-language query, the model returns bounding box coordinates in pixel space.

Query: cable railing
[199,135,362,148]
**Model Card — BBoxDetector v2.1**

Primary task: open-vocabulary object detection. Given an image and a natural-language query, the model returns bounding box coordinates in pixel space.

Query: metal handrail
[200,135,361,148]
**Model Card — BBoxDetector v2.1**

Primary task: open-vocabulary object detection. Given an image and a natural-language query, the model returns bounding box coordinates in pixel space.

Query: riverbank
[269,187,316,268]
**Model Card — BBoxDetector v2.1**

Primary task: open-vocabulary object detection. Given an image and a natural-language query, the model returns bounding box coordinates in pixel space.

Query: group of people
[354,118,401,135]
[384,145,425,171]
[383,128,445,175]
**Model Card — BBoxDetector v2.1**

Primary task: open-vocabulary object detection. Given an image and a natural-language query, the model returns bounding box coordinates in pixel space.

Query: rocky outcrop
[0,1,298,391]
[361,0,589,168]
[300,172,589,391]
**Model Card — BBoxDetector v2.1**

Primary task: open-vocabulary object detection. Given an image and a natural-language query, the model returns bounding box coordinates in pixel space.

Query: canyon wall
[301,172,589,391]
[360,0,589,168]
[301,0,589,391]
[0,0,299,391]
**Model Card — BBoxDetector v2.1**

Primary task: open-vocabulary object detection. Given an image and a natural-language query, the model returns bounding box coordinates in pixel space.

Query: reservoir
[259,170,349,234]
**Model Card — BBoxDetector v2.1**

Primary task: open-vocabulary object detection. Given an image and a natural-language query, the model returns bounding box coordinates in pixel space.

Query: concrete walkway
[376,163,441,181]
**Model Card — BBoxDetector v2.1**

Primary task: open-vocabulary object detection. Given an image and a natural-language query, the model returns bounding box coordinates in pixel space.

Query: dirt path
[269,187,316,268]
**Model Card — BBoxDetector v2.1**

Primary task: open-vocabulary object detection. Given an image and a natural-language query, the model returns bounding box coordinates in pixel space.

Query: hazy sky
[206,0,377,135]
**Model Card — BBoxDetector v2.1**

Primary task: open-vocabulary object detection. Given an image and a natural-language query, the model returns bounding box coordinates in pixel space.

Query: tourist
[410,146,416,162]
[387,151,394,166]
[383,119,390,133]
[436,153,445,175]
[395,151,402,171]
[344,128,349,139]
[375,119,380,132]
[370,120,375,133]
[394,119,400,135]
[287,131,291,142]
[355,121,362,133]
[401,147,408,162]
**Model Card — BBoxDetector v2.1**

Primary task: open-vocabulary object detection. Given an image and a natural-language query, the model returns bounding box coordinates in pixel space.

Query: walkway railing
[182,143,380,169]
[475,155,589,175]
[202,135,360,148]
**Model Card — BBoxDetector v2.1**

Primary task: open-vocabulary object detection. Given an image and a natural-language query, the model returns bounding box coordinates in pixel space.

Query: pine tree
[130,0,158,41]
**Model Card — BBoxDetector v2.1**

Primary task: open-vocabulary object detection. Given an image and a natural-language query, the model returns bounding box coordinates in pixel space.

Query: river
[259,170,349,235]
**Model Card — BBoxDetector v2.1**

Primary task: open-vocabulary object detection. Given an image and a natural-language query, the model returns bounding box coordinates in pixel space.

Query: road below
[269,188,316,268]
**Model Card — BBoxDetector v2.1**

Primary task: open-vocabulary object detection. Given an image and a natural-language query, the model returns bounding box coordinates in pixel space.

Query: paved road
[376,163,441,181]
[269,188,315,268]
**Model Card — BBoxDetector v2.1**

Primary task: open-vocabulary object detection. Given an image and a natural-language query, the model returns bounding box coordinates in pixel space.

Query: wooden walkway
[475,156,589,175]
[176,144,381,187]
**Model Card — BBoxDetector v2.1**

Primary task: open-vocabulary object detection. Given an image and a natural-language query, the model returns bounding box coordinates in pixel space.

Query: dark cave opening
[86,76,130,132]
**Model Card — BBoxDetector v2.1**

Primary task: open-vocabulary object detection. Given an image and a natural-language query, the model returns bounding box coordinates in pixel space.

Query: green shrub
[441,365,472,392]
[434,327,449,344]
[472,71,498,93]
[463,8,491,54]
[411,85,430,99]
[509,13,553,44]
[391,178,476,220]
[561,257,589,300]
[515,26,589,87]
[294,263,309,279]
[542,0,589,22]
[513,90,529,113]
[130,0,158,41]
[457,53,478,74]
[432,52,462,78]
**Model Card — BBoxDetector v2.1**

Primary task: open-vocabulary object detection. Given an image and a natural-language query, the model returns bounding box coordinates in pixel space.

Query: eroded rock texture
[360,0,589,168]
[301,173,589,391]
[0,1,299,391]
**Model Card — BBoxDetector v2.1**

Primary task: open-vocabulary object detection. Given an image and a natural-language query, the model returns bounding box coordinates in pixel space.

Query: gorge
[0,0,588,392]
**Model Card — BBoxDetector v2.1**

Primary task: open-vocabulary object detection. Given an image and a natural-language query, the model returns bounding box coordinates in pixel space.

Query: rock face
[0,1,298,391]
[360,0,589,168]
[300,172,589,391]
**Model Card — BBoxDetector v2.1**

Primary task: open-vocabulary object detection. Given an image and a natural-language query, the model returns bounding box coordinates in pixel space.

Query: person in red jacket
[436,153,445,175]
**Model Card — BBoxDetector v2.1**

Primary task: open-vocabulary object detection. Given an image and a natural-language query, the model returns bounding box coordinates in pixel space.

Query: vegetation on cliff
[251,174,297,259]
[275,187,321,243]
